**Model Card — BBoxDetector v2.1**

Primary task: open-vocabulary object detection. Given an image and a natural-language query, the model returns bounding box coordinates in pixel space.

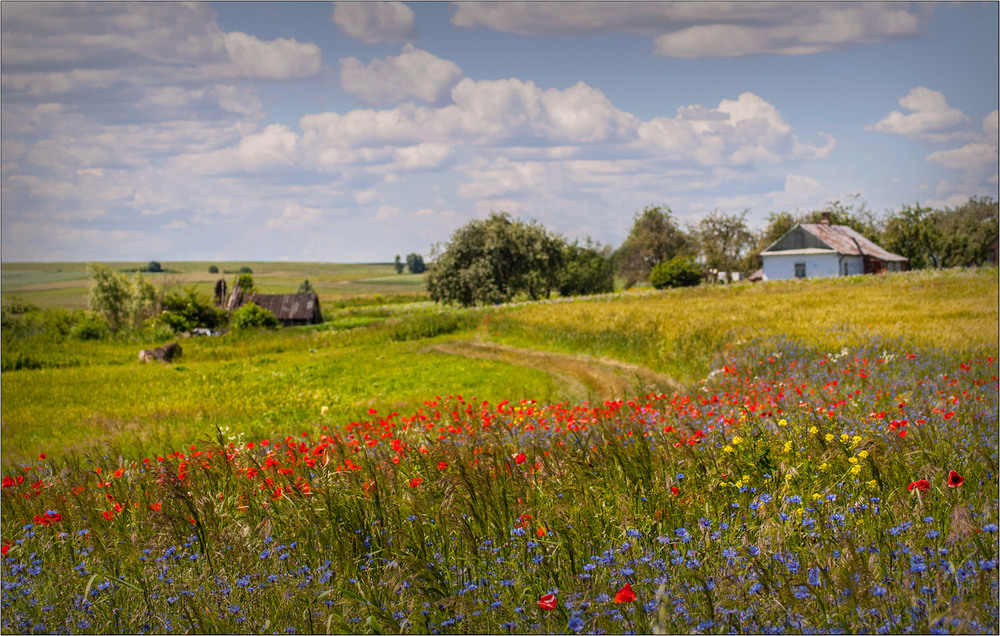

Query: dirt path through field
[428,339,682,402]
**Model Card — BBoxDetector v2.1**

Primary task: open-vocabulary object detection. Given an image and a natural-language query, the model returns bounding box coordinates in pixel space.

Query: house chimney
[820,211,831,226]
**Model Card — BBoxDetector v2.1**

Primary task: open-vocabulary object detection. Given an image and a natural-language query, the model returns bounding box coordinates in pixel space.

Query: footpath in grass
[2,336,997,634]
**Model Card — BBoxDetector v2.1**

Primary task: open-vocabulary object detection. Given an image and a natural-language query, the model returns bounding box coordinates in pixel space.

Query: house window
[794,262,806,278]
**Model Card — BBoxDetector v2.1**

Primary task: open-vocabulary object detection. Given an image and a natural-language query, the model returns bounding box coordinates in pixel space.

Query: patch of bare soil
[428,339,681,402]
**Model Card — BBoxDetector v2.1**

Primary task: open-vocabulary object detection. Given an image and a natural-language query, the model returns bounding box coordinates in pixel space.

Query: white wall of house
[762,252,864,280]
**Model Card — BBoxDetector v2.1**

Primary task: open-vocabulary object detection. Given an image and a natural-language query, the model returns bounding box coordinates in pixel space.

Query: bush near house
[650,256,703,289]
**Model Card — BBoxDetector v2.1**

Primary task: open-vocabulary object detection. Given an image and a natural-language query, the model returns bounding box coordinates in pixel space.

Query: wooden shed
[223,279,323,326]
[243,293,323,327]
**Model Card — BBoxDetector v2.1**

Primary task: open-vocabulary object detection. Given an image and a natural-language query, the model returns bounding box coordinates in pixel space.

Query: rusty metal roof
[763,223,907,262]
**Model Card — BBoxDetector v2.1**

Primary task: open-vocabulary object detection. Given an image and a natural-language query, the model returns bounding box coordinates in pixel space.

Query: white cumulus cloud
[868,87,971,142]
[340,45,463,104]
[332,2,416,43]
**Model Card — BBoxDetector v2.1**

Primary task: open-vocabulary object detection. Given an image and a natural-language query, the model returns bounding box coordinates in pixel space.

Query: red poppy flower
[409,477,423,488]
[907,480,930,492]
[114,468,125,478]
[947,470,964,488]
[614,582,637,603]
[39,454,46,460]
[536,526,547,537]
[514,453,526,465]
[437,461,449,471]
[1,542,9,556]
[537,593,557,611]
[671,486,680,496]
[102,510,114,521]
[150,503,161,511]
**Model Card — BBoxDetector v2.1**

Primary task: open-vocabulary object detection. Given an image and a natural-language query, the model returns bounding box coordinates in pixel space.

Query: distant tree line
[424,196,998,306]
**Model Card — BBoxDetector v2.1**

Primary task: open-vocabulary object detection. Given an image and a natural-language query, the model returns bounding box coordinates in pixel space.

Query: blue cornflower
[676,473,685,481]
[872,586,887,597]
[983,524,999,533]
[626,528,641,539]
[568,616,585,633]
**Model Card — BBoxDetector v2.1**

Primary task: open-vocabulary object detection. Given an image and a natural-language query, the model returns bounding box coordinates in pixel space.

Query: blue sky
[2,2,997,263]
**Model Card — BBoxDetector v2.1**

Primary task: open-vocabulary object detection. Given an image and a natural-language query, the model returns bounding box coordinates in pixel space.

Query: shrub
[160,288,227,331]
[239,266,253,274]
[69,312,110,340]
[208,265,219,274]
[146,261,163,273]
[650,256,703,289]
[230,302,279,331]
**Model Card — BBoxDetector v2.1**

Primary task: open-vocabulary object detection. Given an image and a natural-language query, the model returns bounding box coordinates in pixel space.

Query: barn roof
[246,293,322,323]
[762,224,907,262]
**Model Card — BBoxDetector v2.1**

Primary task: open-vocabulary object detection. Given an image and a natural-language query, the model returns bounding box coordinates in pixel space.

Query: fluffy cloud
[332,2,416,44]
[223,32,322,80]
[340,45,463,104]
[637,92,835,165]
[867,87,970,142]
[926,144,997,177]
[451,2,932,58]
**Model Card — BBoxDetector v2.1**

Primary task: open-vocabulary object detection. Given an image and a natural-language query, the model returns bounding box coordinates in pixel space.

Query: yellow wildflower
[819,462,828,471]
[723,445,734,454]
[809,426,819,435]
[732,436,743,445]
[858,450,869,459]
[848,456,858,464]
[867,479,878,489]
[850,465,862,476]
[825,434,834,443]
[778,419,788,427]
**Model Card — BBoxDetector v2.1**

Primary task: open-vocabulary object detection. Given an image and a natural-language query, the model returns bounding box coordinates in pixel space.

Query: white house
[760,212,907,281]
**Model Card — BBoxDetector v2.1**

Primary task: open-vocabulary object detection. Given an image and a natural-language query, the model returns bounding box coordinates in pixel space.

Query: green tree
[239,266,253,274]
[208,264,219,274]
[697,209,755,281]
[394,255,405,274]
[297,279,315,294]
[426,212,565,307]
[146,261,163,273]
[87,263,133,332]
[236,272,255,294]
[882,204,942,269]
[650,256,703,289]
[557,239,615,297]
[405,253,427,274]
[616,205,691,288]
[937,196,998,267]
[129,272,161,327]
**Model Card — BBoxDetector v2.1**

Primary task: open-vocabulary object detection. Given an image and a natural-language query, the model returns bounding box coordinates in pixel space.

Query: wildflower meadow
[3,336,998,633]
